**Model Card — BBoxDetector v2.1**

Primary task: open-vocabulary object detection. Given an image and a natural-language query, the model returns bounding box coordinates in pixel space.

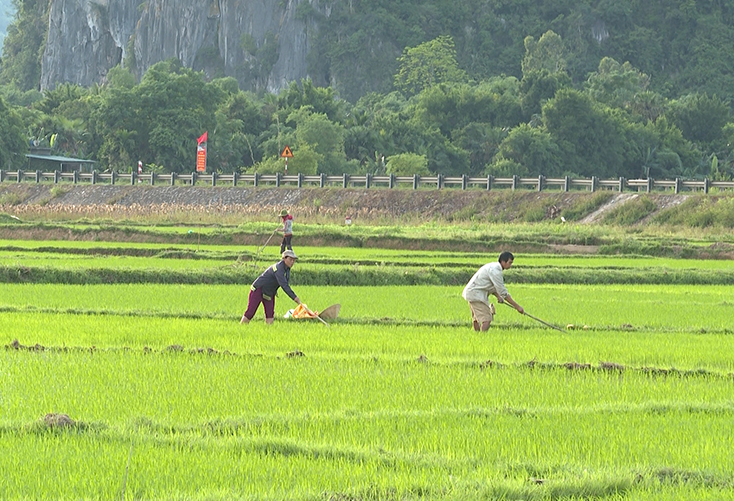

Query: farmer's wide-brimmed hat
[282,249,298,260]
[280,209,289,217]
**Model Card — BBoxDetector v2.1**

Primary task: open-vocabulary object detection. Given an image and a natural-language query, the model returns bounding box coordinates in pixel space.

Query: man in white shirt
[462,251,524,331]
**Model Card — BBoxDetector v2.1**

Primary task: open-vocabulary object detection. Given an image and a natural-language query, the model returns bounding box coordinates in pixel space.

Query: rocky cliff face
[40,0,323,92]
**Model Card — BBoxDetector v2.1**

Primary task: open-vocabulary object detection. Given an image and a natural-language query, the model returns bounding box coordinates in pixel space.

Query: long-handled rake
[501,302,565,332]
[235,229,277,269]
[257,230,278,255]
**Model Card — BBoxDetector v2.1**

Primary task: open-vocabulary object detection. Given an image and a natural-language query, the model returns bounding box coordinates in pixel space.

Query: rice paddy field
[1,231,733,500]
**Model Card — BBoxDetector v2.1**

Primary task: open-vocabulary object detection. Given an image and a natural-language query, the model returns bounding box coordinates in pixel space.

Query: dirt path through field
[579,193,639,224]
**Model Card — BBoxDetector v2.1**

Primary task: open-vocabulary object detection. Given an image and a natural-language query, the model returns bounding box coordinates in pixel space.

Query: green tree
[519,69,572,120]
[414,79,522,137]
[208,91,267,171]
[30,112,90,158]
[288,106,346,174]
[91,59,221,172]
[542,88,636,178]
[491,124,563,176]
[628,91,667,124]
[98,128,138,172]
[277,78,345,123]
[33,83,86,115]
[584,58,650,111]
[106,65,137,90]
[522,31,567,76]
[386,152,429,176]
[453,123,509,176]
[0,0,47,90]
[342,91,407,171]
[667,93,730,146]
[394,35,467,96]
[0,95,27,168]
[641,116,699,178]
[286,145,319,175]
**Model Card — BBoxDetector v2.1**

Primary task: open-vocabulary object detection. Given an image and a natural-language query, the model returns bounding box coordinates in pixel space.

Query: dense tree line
[1,6,734,180]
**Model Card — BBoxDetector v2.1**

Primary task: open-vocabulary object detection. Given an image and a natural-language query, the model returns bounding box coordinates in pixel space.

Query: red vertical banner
[196,132,208,172]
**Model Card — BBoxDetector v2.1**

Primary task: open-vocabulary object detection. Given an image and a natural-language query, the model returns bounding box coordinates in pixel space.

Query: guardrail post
[131,172,136,185]
[298,172,303,188]
[487,175,493,190]
[0,170,4,182]
[254,172,259,187]
[211,172,217,186]
[36,170,41,183]
[233,172,239,187]
[437,174,443,189]
[646,177,653,193]
[461,174,467,190]
[512,175,518,190]
[366,173,371,189]
[91,170,97,184]
[191,172,197,186]
[54,170,59,184]
[413,174,419,190]
[170,172,176,186]
[275,173,281,187]
[343,173,349,188]
[17,169,22,183]
[111,171,116,185]
[703,177,709,194]
[151,172,156,185]
[564,176,570,192]
[320,173,325,188]
[73,170,79,184]
[537,175,543,192]
[389,173,395,189]
[675,177,681,194]
[618,177,624,192]
[591,176,597,192]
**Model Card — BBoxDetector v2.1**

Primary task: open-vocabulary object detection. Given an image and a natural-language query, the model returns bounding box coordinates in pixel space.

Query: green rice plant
[2,284,734,372]
[1,231,733,499]
[2,349,733,499]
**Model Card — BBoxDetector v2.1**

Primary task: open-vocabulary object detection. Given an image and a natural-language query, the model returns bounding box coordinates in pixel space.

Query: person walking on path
[241,249,302,324]
[277,209,294,253]
[462,251,524,331]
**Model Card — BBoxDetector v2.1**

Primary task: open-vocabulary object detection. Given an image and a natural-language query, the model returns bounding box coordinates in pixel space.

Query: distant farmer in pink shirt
[277,209,294,253]
[462,251,524,331]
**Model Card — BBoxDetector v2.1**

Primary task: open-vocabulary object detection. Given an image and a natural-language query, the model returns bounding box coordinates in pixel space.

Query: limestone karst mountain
[40,0,322,93]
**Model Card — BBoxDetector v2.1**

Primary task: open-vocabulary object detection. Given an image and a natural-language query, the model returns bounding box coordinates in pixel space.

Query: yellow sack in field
[292,304,319,319]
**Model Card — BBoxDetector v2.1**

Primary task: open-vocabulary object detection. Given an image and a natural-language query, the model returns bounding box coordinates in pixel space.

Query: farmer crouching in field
[241,250,302,325]
[462,251,524,331]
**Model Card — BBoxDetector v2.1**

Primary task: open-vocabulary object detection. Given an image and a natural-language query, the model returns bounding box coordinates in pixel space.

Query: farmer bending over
[462,251,524,331]
[241,249,301,324]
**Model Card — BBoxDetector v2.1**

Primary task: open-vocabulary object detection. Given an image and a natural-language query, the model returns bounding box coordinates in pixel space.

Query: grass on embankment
[1,214,734,258]
[2,261,734,286]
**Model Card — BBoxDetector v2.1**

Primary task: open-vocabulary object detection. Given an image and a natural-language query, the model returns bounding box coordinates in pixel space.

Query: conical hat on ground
[319,304,341,320]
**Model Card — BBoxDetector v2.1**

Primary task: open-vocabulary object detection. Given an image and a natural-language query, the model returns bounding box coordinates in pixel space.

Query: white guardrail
[1,169,733,193]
